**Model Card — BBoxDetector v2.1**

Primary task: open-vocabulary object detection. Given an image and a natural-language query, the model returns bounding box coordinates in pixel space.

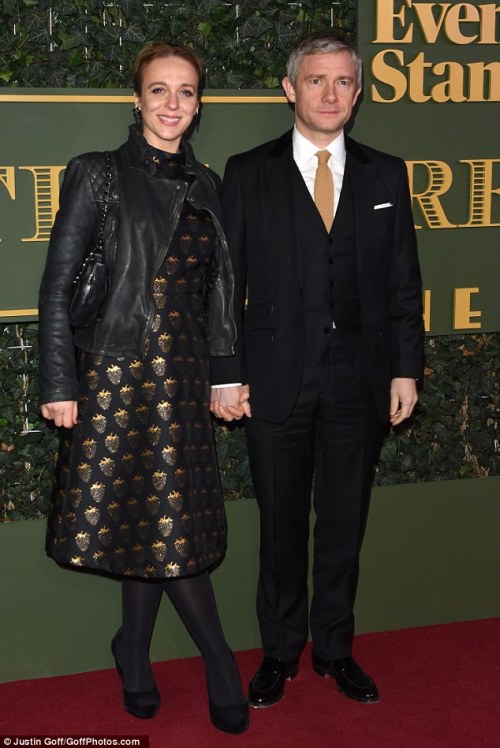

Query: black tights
[117,572,244,706]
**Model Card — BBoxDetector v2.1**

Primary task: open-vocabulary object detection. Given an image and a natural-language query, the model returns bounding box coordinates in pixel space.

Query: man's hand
[41,401,78,428]
[389,378,418,427]
[210,384,251,421]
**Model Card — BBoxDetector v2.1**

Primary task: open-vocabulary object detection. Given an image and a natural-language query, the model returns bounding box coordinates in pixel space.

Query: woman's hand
[41,401,78,428]
[210,384,251,421]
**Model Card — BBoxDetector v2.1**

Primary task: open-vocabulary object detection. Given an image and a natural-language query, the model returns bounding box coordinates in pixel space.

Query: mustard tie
[314,150,334,231]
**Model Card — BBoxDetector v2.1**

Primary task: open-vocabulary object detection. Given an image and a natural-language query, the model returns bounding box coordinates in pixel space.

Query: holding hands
[210,384,251,422]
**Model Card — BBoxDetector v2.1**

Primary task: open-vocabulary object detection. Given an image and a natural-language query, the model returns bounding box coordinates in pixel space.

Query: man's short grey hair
[286,30,363,88]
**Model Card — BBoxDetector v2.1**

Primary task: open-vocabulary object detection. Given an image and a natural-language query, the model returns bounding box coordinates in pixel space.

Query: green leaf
[198,21,212,38]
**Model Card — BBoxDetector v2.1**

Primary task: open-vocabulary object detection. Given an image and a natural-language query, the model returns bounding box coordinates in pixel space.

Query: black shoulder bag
[69,151,114,328]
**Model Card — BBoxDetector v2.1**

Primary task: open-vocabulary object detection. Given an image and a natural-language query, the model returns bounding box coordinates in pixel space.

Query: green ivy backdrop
[1,0,356,88]
[1,1,498,521]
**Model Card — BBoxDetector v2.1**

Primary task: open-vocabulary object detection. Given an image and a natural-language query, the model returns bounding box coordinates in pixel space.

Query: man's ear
[282,76,296,104]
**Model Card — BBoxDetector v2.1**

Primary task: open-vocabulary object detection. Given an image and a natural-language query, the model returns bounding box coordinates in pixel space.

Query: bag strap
[93,151,113,256]
[72,151,113,284]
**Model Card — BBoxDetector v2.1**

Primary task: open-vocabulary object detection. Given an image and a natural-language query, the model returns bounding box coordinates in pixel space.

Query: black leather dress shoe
[248,657,299,708]
[312,654,380,703]
[111,630,160,719]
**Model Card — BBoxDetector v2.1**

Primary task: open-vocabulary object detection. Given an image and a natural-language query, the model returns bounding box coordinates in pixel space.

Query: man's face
[282,50,361,147]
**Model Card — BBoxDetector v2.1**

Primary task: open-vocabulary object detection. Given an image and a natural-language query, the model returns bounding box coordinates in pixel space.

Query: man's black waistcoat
[293,163,362,367]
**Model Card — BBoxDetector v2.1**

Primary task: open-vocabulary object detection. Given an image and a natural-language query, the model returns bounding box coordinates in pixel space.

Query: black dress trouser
[245,332,384,663]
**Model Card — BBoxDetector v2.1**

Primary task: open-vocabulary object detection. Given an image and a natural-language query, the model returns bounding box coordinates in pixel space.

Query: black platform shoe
[209,698,249,734]
[111,630,160,719]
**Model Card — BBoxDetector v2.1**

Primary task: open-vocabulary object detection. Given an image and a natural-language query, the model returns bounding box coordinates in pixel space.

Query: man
[211,30,424,707]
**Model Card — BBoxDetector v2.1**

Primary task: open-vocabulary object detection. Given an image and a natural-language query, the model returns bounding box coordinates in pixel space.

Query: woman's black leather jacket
[38,125,236,404]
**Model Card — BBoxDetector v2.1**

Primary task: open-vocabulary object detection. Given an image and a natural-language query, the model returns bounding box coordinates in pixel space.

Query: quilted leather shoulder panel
[77,151,119,203]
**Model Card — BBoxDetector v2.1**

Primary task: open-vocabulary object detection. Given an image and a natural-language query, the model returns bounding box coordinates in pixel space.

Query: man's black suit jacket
[211,129,424,425]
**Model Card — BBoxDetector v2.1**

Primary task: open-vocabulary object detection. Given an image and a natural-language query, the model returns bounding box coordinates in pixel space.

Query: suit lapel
[264,131,304,290]
[345,137,377,279]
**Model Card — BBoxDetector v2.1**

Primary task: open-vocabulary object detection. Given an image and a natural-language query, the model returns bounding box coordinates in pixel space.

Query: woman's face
[134,55,199,153]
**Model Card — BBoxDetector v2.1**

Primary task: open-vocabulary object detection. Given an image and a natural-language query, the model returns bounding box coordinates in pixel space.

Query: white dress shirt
[292,126,346,218]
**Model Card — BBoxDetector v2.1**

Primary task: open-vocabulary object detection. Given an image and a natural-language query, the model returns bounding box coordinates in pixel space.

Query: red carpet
[1,619,499,748]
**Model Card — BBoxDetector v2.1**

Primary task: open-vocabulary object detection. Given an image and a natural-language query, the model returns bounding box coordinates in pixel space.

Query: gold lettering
[374,0,412,43]
[423,290,431,332]
[467,61,500,102]
[0,166,15,199]
[407,52,433,102]
[371,52,500,104]
[431,61,467,102]
[412,2,451,43]
[454,288,482,329]
[0,166,16,244]
[18,166,65,242]
[406,160,456,229]
[373,2,499,46]
[444,3,480,44]
[371,49,408,102]
[478,4,500,43]
[460,159,500,227]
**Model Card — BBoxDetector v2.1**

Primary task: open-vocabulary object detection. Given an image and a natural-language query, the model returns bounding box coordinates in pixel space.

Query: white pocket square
[374,202,393,210]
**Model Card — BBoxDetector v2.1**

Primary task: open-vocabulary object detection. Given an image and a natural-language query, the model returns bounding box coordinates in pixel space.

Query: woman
[38,42,249,734]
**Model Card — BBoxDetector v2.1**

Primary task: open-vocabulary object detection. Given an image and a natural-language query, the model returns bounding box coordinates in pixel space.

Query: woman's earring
[133,106,142,123]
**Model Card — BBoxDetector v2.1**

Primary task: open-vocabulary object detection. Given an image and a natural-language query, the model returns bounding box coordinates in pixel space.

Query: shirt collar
[292,126,346,168]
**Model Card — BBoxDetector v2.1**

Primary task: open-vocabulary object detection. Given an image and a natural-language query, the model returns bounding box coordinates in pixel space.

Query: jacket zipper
[140,180,188,356]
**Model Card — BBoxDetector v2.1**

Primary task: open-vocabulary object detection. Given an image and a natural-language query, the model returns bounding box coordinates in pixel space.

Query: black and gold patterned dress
[46,152,227,579]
